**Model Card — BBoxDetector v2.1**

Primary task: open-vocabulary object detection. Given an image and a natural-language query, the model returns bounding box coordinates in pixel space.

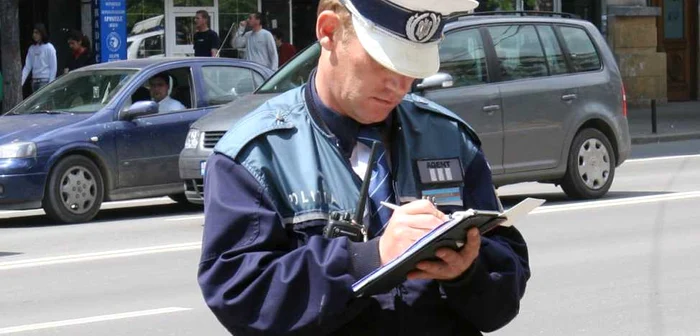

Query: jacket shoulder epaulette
[214,88,305,160]
[405,93,482,147]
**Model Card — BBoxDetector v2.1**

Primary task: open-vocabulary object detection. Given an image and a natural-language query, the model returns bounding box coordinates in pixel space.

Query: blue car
[0,57,273,223]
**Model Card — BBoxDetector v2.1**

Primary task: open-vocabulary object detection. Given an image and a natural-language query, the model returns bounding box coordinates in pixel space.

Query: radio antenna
[354,141,380,233]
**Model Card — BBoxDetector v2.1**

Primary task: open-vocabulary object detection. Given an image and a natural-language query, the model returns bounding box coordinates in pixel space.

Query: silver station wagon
[179,12,631,203]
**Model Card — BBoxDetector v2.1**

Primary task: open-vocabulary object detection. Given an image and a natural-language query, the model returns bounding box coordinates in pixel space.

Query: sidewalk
[627,101,700,144]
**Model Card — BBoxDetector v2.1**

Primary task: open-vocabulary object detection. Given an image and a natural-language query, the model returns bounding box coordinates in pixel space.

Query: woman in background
[64,30,94,74]
[21,23,57,93]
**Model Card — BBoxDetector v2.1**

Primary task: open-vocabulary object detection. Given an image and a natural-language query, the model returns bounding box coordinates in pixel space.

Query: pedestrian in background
[21,23,57,93]
[64,30,94,74]
[232,12,278,70]
[271,28,297,66]
[193,10,221,57]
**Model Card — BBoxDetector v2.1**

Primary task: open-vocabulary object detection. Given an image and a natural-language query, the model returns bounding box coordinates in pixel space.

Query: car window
[438,28,488,87]
[202,66,256,106]
[143,35,163,58]
[257,43,321,94]
[124,67,193,114]
[487,25,548,81]
[559,26,602,72]
[8,69,137,115]
[536,25,568,75]
[252,71,265,87]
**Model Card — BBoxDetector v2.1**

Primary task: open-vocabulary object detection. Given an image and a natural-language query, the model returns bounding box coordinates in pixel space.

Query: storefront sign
[92,0,127,63]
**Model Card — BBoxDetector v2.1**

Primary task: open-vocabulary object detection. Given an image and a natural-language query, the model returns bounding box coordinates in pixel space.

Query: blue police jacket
[198,79,531,335]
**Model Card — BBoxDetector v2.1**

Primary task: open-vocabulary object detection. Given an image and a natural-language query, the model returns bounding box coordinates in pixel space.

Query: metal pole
[651,99,657,134]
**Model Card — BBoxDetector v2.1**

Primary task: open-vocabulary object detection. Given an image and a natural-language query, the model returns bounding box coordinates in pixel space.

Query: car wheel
[43,155,104,223]
[168,193,190,204]
[560,128,616,199]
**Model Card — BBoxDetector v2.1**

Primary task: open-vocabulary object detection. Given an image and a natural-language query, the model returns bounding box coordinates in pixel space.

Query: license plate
[200,161,207,176]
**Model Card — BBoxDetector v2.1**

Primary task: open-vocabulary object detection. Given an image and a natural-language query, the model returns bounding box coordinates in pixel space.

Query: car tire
[560,128,616,199]
[168,193,190,205]
[43,155,104,223]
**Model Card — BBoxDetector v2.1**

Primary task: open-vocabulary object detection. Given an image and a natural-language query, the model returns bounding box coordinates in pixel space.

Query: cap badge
[405,12,441,43]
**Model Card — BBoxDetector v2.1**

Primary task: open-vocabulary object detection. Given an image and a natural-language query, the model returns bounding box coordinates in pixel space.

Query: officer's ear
[316,10,341,50]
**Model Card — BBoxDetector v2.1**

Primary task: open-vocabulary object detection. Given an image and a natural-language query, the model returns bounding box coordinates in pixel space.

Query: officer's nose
[385,73,414,95]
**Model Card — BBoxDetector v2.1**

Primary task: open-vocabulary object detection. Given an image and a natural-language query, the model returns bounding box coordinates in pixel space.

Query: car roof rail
[446,10,581,22]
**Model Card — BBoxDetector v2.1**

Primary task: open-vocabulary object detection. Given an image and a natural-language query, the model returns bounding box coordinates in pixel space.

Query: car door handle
[561,94,578,101]
[482,105,501,113]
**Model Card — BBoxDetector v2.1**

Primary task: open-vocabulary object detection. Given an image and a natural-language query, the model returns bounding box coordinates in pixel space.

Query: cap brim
[347,0,480,79]
[352,15,439,79]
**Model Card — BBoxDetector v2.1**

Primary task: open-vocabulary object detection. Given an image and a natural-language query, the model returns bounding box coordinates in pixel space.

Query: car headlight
[184,129,201,149]
[0,142,37,159]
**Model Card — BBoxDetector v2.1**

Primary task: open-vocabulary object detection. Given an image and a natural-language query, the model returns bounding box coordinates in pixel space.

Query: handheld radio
[323,141,380,242]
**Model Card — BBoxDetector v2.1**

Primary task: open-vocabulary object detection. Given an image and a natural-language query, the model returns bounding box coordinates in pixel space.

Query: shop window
[127,0,165,59]
[126,0,165,36]
[218,0,260,58]
[524,0,554,11]
[174,0,215,6]
[175,16,195,46]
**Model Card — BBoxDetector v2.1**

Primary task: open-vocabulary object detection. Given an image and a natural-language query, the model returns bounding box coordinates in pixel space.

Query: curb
[631,131,700,145]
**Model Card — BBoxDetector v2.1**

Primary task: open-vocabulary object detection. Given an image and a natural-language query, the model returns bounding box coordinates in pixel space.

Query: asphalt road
[1,139,700,336]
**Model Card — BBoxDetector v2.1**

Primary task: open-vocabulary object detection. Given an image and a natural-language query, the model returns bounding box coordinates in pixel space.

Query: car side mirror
[415,73,454,91]
[121,101,158,121]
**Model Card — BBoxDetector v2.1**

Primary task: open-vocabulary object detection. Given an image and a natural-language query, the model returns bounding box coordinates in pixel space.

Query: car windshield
[8,69,138,115]
[256,43,321,94]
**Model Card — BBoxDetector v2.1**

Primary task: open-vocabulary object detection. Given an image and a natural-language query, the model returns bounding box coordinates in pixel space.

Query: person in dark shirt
[193,10,220,57]
[271,28,297,66]
[64,30,93,74]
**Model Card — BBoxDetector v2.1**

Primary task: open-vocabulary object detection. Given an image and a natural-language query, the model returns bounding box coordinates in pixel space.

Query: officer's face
[334,34,415,124]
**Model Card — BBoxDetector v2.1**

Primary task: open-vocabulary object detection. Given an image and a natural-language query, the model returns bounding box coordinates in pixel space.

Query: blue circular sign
[107,32,121,52]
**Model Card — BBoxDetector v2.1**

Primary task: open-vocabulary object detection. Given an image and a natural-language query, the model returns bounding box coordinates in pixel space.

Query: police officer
[198,0,531,335]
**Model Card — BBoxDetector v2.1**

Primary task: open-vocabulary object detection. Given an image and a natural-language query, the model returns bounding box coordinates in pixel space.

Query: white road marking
[101,197,172,206]
[165,215,205,221]
[0,198,173,215]
[168,190,700,220]
[0,242,201,271]
[625,153,700,163]
[0,307,192,334]
[531,191,700,214]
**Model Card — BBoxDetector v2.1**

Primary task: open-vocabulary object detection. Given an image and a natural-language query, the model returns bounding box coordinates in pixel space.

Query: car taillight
[621,84,628,117]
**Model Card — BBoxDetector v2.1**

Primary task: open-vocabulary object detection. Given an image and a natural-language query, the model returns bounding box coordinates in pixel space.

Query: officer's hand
[378,200,445,266]
[407,228,480,281]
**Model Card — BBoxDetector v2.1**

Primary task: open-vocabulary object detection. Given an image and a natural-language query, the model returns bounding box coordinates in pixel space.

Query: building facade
[121,0,318,59]
[11,0,700,105]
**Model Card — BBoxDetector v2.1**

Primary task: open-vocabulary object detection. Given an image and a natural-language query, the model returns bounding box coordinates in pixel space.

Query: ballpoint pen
[381,196,435,211]
[381,200,447,219]
[379,201,401,211]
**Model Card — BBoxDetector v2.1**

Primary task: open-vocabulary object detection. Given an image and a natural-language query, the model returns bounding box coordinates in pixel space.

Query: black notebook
[352,197,545,297]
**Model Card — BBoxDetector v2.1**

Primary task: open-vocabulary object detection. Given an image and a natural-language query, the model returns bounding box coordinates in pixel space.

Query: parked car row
[0,12,631,224]
[180,13,631,205]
